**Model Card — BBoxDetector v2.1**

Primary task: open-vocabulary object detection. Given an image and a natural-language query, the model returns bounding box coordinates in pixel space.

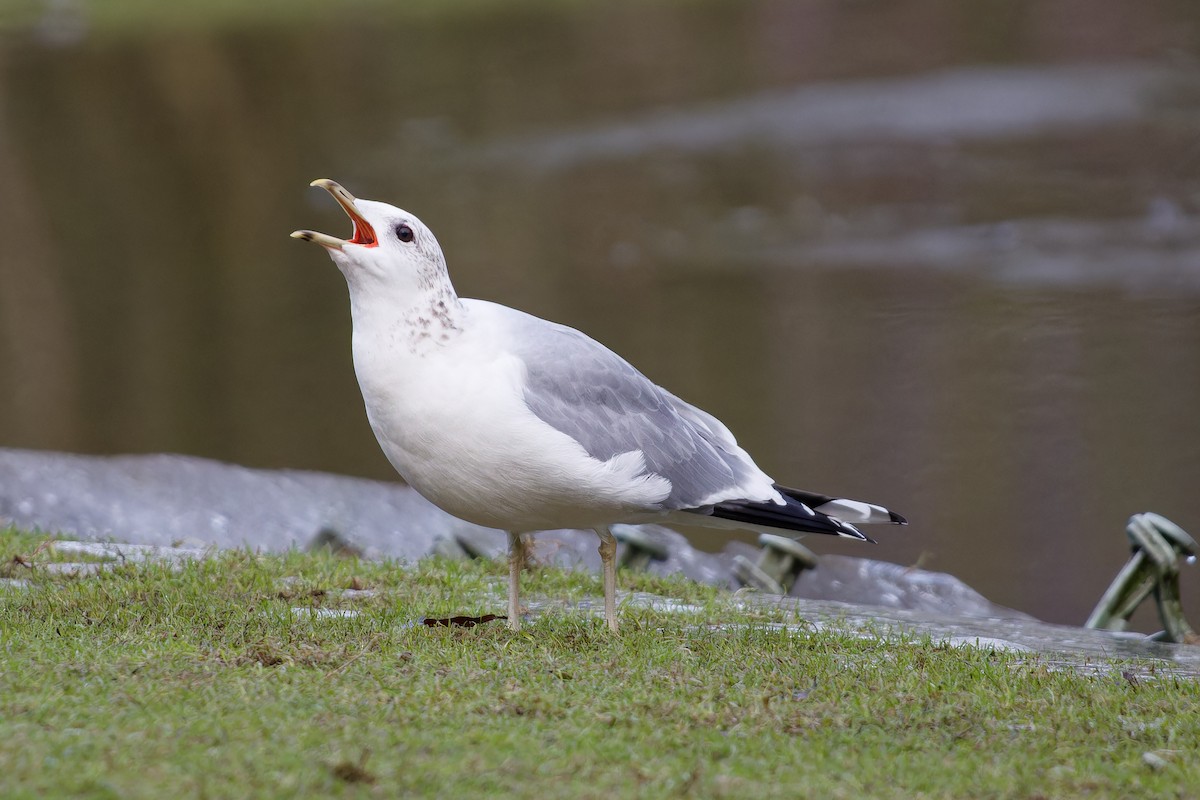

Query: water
[2,0,1199,630]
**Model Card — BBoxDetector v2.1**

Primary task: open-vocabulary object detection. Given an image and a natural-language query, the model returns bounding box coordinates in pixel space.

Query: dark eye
[395,223,414,243]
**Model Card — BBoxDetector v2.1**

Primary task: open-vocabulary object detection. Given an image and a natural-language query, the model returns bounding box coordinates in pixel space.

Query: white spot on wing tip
[815,499,892,524]
[834,520,865,539]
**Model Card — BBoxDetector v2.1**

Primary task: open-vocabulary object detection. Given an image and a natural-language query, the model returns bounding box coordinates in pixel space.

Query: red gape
[350,216,377,247]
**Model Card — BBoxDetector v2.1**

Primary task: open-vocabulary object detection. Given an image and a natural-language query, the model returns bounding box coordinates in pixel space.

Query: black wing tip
[839,522,872,543]
[890,511,908,525]
[706,497,867,541]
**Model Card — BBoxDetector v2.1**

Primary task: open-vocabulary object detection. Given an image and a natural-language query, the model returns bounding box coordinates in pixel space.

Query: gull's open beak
[290,179,378,250]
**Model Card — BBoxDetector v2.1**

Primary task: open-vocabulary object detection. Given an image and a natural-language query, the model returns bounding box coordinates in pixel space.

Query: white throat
[347,278,466,355]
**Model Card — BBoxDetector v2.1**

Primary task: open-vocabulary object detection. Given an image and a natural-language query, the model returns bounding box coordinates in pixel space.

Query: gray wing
[508,313,771,510]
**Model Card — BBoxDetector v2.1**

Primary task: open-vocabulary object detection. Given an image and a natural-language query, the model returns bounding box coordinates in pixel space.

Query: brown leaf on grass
[3,540,57,575]
[421,614,506,628]
[1,554,32,577]
[274,587,327,602]
[247,645,286,667]
[236,641,346,669]
[331,749,376,784]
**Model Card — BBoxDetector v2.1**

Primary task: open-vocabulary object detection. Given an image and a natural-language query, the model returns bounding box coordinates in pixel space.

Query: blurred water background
[1,0,1199,629]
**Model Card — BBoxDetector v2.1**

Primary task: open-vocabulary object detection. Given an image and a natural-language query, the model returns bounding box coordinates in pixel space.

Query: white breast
[349,303,669,531]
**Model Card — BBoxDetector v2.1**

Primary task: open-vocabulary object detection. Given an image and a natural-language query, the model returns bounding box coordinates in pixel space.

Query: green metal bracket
[306,528,365,558]
[613,525,670,571]
[1085,513,1198,645]
[430,530,494,561]
[732,534,819,595]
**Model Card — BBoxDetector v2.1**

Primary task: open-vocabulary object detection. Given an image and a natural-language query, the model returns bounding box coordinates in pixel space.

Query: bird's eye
[395,223,415,243]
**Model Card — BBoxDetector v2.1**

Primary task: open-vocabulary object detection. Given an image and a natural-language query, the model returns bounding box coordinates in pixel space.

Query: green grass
[2,527,1197,799]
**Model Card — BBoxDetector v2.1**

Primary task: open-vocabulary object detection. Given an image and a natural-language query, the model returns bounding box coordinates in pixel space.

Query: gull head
[291,179,449,295]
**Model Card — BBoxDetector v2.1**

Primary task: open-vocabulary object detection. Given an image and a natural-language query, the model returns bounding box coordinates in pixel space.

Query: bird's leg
[595,527,619,632]
[507,531,525,631]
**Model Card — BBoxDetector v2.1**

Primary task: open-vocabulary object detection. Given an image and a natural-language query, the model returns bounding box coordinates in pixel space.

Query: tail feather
[776,485,909,526]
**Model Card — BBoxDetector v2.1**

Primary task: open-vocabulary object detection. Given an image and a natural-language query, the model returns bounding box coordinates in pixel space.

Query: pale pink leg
[595,527,619,633]
[507,531,526,631]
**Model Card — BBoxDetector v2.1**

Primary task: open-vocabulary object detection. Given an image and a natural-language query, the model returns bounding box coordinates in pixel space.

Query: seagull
[292,179,906,632]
